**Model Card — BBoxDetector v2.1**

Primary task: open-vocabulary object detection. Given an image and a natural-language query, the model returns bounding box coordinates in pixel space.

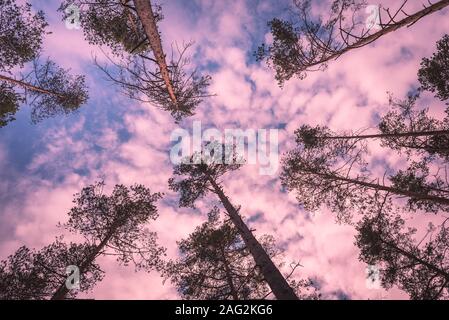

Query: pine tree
[61,0,211,122]
[164,208,272,300]
[295,95,449,161]
[0,238,102,300]
[356,194,449,299]
[256,0,449,85]
[164,207,319,300]
[60,0,160,56]
[418,34,449,101]
[0,0,47,72]
[1,59,89,124]
[168,143,299,300]
[0,83,21,127]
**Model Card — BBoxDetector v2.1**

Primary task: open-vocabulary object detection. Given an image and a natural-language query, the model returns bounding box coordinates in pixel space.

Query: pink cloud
[1,0,448,300]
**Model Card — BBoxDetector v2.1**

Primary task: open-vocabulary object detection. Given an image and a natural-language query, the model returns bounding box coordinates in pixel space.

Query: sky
[1,0,449,299]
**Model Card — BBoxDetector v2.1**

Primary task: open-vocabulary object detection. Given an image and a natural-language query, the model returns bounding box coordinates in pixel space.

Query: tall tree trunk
[314,171,449,206]
[321,130,449,141]
[133,0,178,107]
[208,177,298,300]
[0,74,62,97]
[219,246,239,300]
[309,0,449,68]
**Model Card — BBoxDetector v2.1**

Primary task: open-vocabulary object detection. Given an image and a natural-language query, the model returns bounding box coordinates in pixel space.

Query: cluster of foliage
[0,0,88,127]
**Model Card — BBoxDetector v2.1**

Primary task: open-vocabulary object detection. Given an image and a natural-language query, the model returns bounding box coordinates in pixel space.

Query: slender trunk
[310,0,449,68]
[314,171,449,206]
[208,177,298,300]
[0,74,62,97]
[219,246,239,300]
[380,238,449,281]
[133,0,178,107]
[322,130,449,141]
[50,230,115,300]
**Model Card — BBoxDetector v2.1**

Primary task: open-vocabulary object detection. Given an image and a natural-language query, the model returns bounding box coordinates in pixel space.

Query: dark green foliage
[257,1,448,86]
[0,83,21,127]
[63,181,166,271]
[356,195,449,299]
[169,143,301,300]
[168,143,242,208]
[59,0,163,56]
[255,18,301,86]
[295,95,449,161]
[0,1,89,128]
[0,0,48,72]
[28,60,89,123]
[97,44,212,123]
[0,182,165,300]
[281,138,370,222]
[390,160,449,210]
[256,0,366,85]
[70,0,211,122]
[293,95,449,162]
[282,131,449,221]
[418,34,449,101]
[0,238,103,300]
[164,208,320,300]
[379,94,449,161]
[164,208,271,299]
[294,124,332,149]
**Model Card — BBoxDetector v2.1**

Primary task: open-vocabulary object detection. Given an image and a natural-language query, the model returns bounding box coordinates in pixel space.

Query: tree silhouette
[169,143,299,300]
[256,0,449,86]
[356,193,449,299]
[61,0,211,122]
[295,95,449,161]
[51,181,165,299]
[164,208,272,300]
[0,83,21,128]
[281,134,449,222]
[0,238,103,300]
[418,34,449,101]
[0,1,88,127]
[0,0,47,72]
[60,0,162,56]
[1,59,89,124]
[164,207,319,300]
[133,0,178,106]
[96,43,211,122]
[0,182,165,300]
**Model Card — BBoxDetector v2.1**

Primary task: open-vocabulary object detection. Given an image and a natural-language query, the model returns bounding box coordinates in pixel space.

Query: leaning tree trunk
[308,0,449,68]
[208,178,298,300]
[314,171,449,206]
[133,0,178,107]
[219,246,239,300]
[0,74,62,97]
